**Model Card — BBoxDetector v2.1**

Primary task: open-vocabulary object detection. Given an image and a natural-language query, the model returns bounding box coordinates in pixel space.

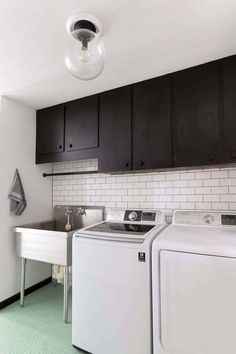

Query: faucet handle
[65,208,73,216]
[77,207,86,216]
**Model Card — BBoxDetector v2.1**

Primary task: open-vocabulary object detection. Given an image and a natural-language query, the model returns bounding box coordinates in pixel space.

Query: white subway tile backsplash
[52,159,236,214]
[220,178,236,186]
[195,172,211,179]
[166,202,180,209]
[166,188,180,195]
[127,176,140,182]
[152,202,165,209]
[211,171,228,179]
[152,174,166,182]
[220,194,236,202]
[139,175,152,182]
[203,179,219,187]
[117,202,128,208]
[229,171,236,178]
[159,181,173,188]
[173,180,188,187]
[188,179,203,187]
[181,202,195,209]
[159,195,173,202]
[128,202,140,209]
[166,173,180,181]
[152,188,166,195]
[146,181,159,189]
[211,186,228,194]
[196,203,212,210]
[212,202,229,210]
[106,177,116,183]
[180,172,195,180]
[188,195,203,202]
[128,189,140,196]
[195,187,211,194]
[180,187,195,194]
[229,186,236,194]
[173,195,188,202]
[140,188,153,195]
[203,194,220,202]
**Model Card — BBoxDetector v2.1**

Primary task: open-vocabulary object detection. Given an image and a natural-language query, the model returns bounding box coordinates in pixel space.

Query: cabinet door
[98,87,132,172]
[132,77,172,170]
[222,57,236,163]
[173,63,221,167]
[36,105,64,155]
[65,95,98,152]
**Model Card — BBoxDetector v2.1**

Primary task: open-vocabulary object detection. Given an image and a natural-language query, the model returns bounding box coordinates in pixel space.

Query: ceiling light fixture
[65,13,105,80]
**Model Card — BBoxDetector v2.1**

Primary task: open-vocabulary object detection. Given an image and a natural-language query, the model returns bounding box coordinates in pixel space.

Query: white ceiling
[1,0,236,109]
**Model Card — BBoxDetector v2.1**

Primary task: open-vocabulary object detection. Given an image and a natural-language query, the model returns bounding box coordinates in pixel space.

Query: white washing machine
[152,210,236,354]
[72,208,167,354]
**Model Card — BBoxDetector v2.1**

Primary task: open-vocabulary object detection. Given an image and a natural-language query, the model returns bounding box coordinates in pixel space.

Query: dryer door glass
[159,250,236,354]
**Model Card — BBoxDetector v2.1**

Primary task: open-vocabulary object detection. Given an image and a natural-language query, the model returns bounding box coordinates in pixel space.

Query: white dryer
[152,210,236,354]
[72,208,167,354]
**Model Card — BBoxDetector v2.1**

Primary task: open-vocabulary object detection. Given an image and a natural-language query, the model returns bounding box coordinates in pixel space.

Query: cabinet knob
[69,144,73,148]
[124,162,129,168]
[59,145,62,149]
[136,160,144,167]
[230,152,236,158]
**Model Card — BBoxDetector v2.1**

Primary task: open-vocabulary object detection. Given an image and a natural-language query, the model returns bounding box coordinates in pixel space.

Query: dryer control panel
[173,211,236,226]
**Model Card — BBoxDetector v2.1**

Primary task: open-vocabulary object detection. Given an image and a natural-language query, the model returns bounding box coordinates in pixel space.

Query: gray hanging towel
[8,169,27,216]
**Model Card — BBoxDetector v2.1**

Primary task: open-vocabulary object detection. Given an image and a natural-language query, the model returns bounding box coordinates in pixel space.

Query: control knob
[204,214,214,224]
[128,211,138,221]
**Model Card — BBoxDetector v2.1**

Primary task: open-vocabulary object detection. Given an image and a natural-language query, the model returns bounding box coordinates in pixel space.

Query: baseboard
[0,277,52,310]
[72,345,92,353]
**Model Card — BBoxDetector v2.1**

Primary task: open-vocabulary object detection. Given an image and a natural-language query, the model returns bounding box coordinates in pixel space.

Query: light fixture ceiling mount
[65,13,105,81]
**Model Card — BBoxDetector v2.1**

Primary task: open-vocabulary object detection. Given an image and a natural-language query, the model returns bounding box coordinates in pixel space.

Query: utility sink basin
[14,205,104,266]
[14,205,104,323]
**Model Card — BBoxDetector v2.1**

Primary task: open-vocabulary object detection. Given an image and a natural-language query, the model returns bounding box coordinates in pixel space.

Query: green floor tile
[0,284,81,354]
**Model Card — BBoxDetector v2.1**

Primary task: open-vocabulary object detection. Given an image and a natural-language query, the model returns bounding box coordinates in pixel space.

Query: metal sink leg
[64,266,69,323]
[20,258,26,307]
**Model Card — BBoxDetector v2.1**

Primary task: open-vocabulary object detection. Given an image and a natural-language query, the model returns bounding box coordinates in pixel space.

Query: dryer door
[158,250,236,354]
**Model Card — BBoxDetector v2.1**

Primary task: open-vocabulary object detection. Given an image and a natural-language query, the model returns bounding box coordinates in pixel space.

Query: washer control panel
[124,210,142,222]
[142,212,156,222]
[106,209,163,224]
[124,210,157,223]
[128,211,138,221]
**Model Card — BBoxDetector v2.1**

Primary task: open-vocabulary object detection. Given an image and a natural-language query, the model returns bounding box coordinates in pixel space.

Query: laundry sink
[14,205,104,266]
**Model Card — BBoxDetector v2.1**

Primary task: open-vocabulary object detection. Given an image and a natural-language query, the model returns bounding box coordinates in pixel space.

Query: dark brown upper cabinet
[98,87,132,172]
[65,95,99,153]
[36,105,64,155]
[173,62,221,167]
[132,77,172,170]
[36,55,236,170]
[222,57,236,163]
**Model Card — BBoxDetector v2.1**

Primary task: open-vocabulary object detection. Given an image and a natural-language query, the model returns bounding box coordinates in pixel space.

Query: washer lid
[86,221,155,235]
[75,221,166,244]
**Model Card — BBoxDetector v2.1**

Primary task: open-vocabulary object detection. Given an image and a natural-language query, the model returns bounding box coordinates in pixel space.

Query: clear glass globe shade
[65,35,105,80]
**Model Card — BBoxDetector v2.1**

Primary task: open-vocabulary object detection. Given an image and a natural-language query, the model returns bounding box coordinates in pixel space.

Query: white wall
[0,96,52,302]
[52,159,236,215]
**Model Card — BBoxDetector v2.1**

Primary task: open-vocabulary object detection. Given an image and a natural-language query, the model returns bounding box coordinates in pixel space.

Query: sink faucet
[65,208,73,217]
[77,207,86,216]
